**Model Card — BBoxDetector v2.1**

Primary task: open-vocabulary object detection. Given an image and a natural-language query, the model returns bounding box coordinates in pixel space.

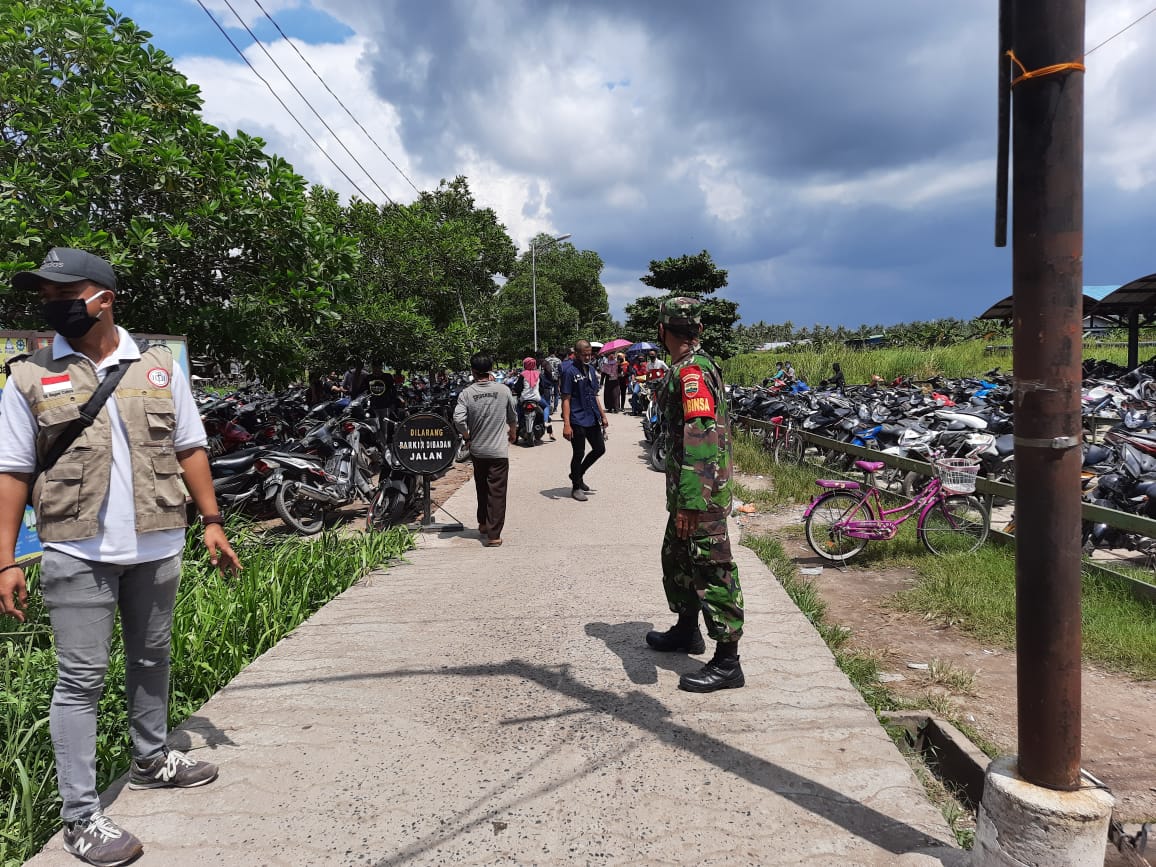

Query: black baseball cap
[12,247,118,292]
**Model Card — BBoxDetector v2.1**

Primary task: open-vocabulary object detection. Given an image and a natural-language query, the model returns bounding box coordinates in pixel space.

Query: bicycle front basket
[933,457,980,494]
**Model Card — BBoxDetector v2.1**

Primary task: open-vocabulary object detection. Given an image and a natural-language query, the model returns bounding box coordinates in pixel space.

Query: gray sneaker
[571,487,588,502]
[62,810,143,866]
[128,748,218,790]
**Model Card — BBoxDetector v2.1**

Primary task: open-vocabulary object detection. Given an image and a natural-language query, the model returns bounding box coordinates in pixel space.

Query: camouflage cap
[657,296,703,327]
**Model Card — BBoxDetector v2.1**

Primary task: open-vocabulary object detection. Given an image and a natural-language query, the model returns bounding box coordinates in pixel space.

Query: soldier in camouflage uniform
[645,296,746,692]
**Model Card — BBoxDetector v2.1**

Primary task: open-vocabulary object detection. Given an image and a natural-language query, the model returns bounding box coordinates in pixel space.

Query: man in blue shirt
[560,339,609,502]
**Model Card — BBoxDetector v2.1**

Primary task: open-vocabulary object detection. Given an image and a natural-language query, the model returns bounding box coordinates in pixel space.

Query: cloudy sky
[111,0,1156,329]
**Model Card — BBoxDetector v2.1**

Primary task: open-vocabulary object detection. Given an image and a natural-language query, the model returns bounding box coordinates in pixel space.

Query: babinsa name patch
[680,365,715,420]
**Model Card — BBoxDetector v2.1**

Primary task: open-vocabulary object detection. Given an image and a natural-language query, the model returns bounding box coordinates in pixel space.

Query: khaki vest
[9,345,187,542]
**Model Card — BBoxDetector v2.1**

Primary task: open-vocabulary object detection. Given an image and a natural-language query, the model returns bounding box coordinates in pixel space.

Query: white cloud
[159,0,1156,327]
[177,35,424,206]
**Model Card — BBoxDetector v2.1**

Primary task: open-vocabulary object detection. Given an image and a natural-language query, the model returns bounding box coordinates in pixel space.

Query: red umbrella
[598,338,632,355]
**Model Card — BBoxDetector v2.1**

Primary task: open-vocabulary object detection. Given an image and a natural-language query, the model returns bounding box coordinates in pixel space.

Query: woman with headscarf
[598,350,621,413]
[512,356,554,439]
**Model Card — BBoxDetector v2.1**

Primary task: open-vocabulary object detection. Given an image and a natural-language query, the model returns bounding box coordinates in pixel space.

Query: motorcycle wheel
[274,480,326,535]
[648,435,667,472]
[366,485,408,531]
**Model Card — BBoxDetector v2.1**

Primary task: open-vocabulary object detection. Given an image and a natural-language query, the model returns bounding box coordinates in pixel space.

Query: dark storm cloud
[308,0,1153,326]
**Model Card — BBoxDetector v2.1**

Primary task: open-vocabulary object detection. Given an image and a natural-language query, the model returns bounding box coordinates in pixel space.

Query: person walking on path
[616,353,629,413]
[560,339,609,502]
[0,248,241,866]
[644,297,746,693]
[598,350,621,413]
[542,349,562,414]
[453,352,517,547]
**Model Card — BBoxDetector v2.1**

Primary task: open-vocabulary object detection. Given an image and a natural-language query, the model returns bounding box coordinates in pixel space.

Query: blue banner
[15,506,42,565]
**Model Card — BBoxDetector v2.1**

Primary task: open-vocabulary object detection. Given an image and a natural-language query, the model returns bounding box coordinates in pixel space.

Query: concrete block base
[972,756,1114,866]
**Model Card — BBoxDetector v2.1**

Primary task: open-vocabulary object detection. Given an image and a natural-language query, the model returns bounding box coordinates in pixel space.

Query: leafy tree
[626,249,740,358]
[491,276,578,361]
[0,0,356,381]
[639,250,728,296]
[327,177,516,371]
[510,235,607,331]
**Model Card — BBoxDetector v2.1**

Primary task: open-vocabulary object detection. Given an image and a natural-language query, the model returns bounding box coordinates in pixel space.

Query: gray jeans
[40,550,182,820]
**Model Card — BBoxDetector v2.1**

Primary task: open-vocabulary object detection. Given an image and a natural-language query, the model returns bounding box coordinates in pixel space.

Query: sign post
[392,413,463,533]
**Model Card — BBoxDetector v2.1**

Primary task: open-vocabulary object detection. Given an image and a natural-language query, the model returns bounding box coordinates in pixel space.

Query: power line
[1086,4,1156,55]
[216,0,396,205]
[193,0,377,204]
[251,0,423,196]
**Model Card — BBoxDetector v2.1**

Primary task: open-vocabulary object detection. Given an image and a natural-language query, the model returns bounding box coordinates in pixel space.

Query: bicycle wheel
[774,429,805,465]
[917,494,990,555]
[805,491,875,562]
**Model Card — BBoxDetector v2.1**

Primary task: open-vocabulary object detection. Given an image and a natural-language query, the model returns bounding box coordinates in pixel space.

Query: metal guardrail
[733,415,1156,605]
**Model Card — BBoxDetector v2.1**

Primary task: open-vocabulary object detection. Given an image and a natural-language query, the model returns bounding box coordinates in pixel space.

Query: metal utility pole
[1009,0,1086,790]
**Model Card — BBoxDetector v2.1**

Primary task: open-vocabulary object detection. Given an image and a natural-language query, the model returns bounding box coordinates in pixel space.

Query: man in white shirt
[0,248,240,866]
[647,350,669,374]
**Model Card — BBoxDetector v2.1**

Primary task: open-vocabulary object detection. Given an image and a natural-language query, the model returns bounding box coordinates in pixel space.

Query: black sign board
[393,413,460,476]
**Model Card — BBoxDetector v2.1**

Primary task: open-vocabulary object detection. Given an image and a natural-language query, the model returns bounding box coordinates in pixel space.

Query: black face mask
[41,291,107,339]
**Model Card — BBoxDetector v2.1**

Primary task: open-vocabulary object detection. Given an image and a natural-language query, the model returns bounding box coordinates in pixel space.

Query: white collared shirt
[0,326,206,564]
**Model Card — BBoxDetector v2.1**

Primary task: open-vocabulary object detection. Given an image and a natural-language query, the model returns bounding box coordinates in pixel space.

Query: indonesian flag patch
[680,365,715,420]
[41,374,73,397]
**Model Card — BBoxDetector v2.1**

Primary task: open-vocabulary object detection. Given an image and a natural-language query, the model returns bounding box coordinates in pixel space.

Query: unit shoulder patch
[679,365,715,420]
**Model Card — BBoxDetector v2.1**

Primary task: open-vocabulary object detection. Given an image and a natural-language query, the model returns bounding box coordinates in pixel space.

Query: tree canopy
[625,250,740,358]
[0,0,612,380]
[0,0,358,379]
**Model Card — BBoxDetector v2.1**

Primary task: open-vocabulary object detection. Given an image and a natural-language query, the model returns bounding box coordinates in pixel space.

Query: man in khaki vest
[0,248,241,866]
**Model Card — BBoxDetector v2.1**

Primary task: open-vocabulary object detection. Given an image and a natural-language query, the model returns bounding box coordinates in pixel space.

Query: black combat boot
[645,608,706,654]
[679,641,744,692]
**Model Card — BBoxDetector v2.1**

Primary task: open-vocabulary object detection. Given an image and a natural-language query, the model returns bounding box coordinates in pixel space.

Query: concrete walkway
[30,413,963,866]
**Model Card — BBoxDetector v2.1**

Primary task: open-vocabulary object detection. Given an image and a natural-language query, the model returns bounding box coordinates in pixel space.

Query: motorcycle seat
[854,460,886,474]
[211,449,262,477]
[816,479,861,490]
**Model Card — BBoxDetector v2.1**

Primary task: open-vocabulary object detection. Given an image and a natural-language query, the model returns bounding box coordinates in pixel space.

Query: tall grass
[726,342,1012,387]
[895,546,1156,680]
[724,338,1156,388]
[731,430,823,506]
[0,524,413,866]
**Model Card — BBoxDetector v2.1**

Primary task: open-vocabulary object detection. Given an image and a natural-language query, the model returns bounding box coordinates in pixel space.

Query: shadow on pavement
[229,660,951,863]
[584,621,701,685]
[539,486,603,499]
[169,714,239,751]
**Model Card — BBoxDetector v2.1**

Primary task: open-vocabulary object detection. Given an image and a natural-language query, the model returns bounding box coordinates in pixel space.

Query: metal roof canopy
[1087,273,1156,368]
[977,292,1104,320]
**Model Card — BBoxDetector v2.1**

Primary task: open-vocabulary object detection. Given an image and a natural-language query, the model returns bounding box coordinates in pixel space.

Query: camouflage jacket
[659,347,732,514]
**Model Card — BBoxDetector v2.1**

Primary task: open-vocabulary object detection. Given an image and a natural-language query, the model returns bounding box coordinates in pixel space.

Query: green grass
[731,430,824,507]
[732,421,1156,679]
[0,523,414,867]
[895,546,1156,680]
[724,337,1156,389]
[726,341,1012,388]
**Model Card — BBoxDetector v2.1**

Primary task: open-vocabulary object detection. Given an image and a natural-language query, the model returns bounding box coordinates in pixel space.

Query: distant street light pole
[531,232,572,352]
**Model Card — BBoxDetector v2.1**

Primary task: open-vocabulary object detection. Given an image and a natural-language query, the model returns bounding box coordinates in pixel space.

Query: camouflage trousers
[660,509,744,642]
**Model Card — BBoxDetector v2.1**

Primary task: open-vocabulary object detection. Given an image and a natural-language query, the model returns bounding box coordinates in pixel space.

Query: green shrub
[1,525,412,865]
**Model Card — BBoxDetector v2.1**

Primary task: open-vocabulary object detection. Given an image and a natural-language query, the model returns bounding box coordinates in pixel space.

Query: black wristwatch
[201,514,225,527]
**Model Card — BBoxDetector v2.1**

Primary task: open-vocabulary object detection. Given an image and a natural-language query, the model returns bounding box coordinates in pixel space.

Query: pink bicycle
[803,454,990,562]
